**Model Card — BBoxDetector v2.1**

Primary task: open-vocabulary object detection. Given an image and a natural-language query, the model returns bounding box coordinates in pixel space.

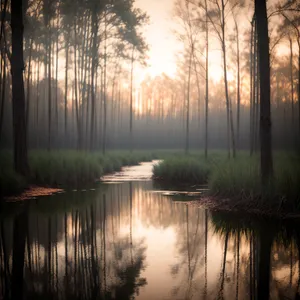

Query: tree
[203,0,238,158]
[233,11,241,148]
[10,0,29,176]
[255,0,273,183]
[174,0,202,154]
[204,0,209,159]
[118,7,149,152]
[42,0,54,151]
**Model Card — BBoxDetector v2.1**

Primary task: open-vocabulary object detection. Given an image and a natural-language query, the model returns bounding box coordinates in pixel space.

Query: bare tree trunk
[204,0,209,159]
[55,5,59,145]
[90,8,98,151]
[25,37,33,130]
[36,44,40,148]
[221,0,235,158]
[64,33,69,146]
[234,19,241,149]
[254,45,260,153]
[0,51,6,142]
[250,17,254,156]
[102,11,107,154]
[185,47,192,155]
[74,19,81,150]
[251,18,257,155]
[255,0,273,183]
[11,0,29,175]
[289,37,295,128]
[47,23,52,151]
[129,46,134,153]
[298,48,300,140]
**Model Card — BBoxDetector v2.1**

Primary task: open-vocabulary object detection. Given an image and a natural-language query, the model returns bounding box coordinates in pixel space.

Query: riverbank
[0,150,164,198]
[153,151,300,214]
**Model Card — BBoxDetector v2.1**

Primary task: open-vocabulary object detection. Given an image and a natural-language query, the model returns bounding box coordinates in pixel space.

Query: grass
[209,153,300,208]
[153,151,300,211]
[2,149,300,213]
[153,156,210,184]
[0,149,161,197]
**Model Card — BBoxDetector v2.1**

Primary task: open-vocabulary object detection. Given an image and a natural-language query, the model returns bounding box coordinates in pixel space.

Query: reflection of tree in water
[110,239,147,300]
[211,211,300,300]
[0,185,147,300]
[170,206,207,300]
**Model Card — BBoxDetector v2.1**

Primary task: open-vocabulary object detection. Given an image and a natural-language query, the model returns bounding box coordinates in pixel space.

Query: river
[0,161,299,299]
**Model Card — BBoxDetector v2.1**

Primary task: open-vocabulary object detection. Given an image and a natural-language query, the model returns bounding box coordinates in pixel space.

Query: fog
[0,0,299,153]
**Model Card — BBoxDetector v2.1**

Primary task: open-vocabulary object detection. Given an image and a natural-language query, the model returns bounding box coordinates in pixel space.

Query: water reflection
[1,182,300,299]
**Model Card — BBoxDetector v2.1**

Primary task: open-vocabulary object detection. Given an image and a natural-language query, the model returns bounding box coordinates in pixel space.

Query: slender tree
[255,0,273,183]
[10,0,29,175]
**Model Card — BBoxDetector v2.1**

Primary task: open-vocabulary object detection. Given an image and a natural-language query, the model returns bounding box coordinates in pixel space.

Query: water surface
[1,164,300,299]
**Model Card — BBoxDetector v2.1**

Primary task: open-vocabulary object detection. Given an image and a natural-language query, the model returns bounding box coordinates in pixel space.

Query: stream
[0,161,299,299]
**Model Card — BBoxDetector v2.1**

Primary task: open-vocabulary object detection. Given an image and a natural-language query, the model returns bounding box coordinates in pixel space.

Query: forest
[0,0,300,299]
[0,0,298,198]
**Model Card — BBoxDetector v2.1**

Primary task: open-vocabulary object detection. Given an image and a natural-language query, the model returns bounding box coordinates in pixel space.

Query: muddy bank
[187,196,300,219]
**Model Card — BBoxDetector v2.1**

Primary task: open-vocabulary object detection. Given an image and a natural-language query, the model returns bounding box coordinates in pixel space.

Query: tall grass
[153,156,210,184]
[153,151,300,209]
[0,150,159,196]
[209,153,300,206]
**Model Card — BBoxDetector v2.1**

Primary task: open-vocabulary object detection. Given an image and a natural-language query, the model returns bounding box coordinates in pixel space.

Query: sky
[133,0,292,86]
[135,0,183,79]
[133,0,242,84]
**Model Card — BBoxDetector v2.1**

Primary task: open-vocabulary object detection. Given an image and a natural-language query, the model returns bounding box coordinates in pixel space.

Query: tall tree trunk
[221,0,235,158]
[10,0,29,176]
[36,44,40,148]
[55,5,59,144]
[185,47,192,155]
[47,23,52,151]
[235,19,241,149]
[255,0,273,183]
[204,0,209,159]
[74,19,81,150]
[102,11,107,154]
[25,36,33,130]
[289,37,294,128]
[298,46,300,140]
[64,33,69,146]
[0,51,6,142]
[129,46,134,153]
[254,44,260,153]
[250,17,255,156]
[90,8,98,151]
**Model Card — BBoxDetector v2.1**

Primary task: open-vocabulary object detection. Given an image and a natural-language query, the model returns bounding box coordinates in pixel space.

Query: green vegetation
[153,151,300,211]
[0,150,160,197]
[153,155,209,184]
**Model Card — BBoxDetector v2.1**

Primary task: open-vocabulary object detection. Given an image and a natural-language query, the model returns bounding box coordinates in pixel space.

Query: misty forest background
[0,0,299,159]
